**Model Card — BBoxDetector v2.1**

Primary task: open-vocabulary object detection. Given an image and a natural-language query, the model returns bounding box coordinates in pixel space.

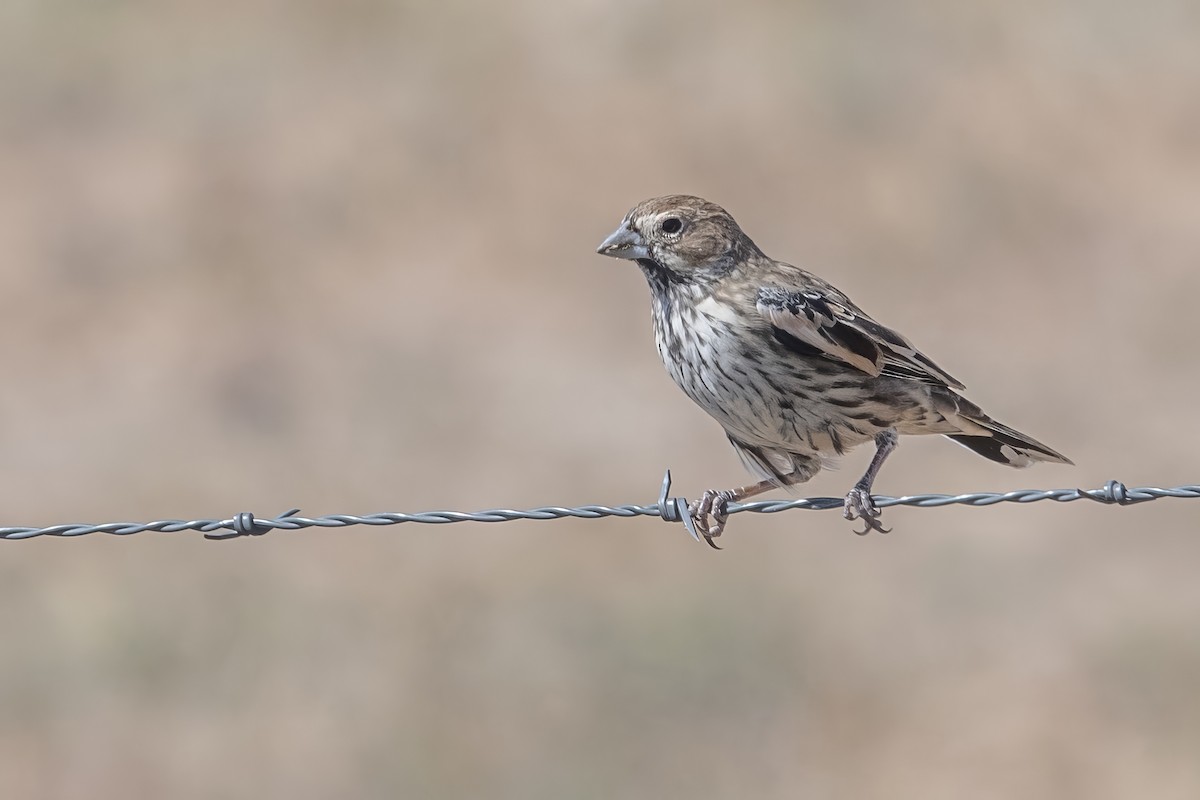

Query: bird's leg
[844,429,899,535]
[689,478,780,549]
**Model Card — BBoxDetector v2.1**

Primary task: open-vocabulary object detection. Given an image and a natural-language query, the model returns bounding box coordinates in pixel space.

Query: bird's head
[596,195,761,286]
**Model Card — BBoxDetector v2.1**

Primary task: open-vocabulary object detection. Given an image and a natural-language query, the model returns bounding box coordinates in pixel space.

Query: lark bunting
[597,195,1071,545]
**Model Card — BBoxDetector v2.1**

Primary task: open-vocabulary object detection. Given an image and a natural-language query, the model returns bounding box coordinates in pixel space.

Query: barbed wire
[1,472,1196,543]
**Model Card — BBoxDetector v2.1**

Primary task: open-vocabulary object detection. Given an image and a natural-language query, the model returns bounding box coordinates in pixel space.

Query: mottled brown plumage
[597,195,1071,545]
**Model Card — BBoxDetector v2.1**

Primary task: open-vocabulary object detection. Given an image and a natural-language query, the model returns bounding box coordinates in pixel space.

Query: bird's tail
[946,416,1072,468]
[935,389,1071,468]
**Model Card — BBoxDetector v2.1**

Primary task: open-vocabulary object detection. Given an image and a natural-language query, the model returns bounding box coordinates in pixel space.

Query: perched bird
[597,195,1071,546]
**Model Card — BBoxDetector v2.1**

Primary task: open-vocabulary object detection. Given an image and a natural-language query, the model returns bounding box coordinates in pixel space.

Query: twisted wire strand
[1,474,1196,541]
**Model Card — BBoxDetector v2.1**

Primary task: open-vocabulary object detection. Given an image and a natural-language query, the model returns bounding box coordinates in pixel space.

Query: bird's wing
[756,285,965,389]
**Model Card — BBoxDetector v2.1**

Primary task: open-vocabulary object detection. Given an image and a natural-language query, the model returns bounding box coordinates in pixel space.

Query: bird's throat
[636,257,682,294]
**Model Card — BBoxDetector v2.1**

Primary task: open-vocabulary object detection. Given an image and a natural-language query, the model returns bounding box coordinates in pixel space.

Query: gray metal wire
[1,472,1196,542]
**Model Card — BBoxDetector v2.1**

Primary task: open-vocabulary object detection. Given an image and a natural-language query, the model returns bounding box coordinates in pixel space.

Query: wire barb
[657,469,700,542]
[206,508,304,540]
[1,478,1197,541]
[1074,480,1141,505]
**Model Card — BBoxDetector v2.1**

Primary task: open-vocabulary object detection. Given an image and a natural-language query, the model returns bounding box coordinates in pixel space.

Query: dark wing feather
[757,286,964,389]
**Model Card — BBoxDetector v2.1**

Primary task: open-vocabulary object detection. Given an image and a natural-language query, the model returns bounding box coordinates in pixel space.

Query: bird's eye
[660,217,683,234]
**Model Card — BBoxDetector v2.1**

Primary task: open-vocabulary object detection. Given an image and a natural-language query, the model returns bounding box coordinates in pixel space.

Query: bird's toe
[688,489,733,548]
[843,487,891,535]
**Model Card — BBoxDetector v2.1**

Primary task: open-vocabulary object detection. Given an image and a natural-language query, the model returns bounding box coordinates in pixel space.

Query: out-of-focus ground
[1,1,1199,797]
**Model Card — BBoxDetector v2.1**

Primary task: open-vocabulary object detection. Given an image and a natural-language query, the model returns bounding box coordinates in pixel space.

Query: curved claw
[688,489,733,549]
[851,516,892,536]
[843,487,891,535]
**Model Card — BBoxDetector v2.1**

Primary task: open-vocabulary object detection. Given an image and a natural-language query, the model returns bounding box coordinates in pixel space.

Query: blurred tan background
[2,0,1199,797]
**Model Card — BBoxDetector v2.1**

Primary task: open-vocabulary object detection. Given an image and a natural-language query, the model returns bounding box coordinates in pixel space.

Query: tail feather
[946,417,1072,468]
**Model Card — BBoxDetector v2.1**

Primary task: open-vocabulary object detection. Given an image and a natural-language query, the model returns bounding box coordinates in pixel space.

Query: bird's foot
[843,486,890,535]
[688,489,736,549]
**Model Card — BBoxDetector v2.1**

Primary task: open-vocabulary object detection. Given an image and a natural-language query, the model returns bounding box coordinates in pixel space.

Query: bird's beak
[596,223,650,261]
